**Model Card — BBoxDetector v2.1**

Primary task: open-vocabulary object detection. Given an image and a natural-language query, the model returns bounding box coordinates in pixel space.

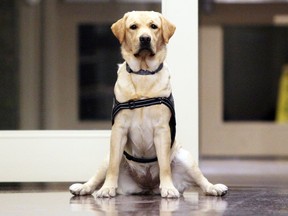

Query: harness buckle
[128,100,136,109]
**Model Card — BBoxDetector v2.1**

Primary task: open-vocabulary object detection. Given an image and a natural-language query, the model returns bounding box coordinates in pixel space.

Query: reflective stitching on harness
[111,94,176,163]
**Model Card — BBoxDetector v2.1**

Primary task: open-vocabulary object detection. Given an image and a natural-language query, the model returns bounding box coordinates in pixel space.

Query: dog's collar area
[126,63,163,75]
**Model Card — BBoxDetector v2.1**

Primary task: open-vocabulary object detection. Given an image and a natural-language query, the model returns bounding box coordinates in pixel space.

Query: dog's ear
[111,14,127,44]
[160,15,176,44]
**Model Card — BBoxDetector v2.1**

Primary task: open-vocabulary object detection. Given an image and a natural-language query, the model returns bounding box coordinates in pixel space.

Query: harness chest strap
[111,94,176,163]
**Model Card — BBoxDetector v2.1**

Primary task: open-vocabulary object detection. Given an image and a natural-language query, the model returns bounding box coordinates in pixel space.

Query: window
[78,24,122,121]
[223,26,288,121]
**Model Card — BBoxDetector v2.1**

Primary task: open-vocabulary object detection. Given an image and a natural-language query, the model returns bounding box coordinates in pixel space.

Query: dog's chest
[128,108,155,154]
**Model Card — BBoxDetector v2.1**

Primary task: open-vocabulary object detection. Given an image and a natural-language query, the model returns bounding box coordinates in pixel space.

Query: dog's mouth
[134,47,155,57]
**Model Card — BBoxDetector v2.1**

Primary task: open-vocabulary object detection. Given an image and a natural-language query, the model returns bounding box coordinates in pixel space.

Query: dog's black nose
[140,36,151,45]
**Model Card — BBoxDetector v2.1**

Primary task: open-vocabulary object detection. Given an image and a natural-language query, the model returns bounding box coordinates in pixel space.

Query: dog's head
[111,11,175,61]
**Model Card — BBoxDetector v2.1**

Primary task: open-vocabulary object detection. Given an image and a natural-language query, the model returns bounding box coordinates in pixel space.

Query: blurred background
[1,0,288,159]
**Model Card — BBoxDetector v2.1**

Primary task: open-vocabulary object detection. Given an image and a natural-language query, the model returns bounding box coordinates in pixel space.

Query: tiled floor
[1,159,288,216]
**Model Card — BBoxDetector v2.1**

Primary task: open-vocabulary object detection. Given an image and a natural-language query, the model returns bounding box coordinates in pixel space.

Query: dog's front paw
[161,186,180,198]
[96,186,116,198]
[205,184,228,196]
[69,183,94,196]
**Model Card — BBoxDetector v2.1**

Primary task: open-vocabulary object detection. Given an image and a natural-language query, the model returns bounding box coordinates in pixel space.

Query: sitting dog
[70,11,228,198]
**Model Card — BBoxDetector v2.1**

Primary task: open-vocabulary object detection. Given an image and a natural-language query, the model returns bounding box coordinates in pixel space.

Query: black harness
[111,63,176,163]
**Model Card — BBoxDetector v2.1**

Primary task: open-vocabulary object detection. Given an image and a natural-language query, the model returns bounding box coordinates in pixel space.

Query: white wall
[0,131,110,182]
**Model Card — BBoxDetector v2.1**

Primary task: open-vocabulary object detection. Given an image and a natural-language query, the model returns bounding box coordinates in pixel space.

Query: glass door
[200,3,288,157]
[0,0,198,182]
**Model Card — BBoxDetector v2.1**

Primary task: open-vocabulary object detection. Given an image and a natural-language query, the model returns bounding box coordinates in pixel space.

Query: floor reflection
[70,191,227,216]
[1,158,288,215]
[1,186,288,215]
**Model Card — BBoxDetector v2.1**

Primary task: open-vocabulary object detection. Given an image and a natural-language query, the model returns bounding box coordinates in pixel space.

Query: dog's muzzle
[134,35,155,57]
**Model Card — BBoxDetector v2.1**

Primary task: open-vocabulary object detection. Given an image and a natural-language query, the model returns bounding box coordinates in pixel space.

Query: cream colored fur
[70,11,228,198]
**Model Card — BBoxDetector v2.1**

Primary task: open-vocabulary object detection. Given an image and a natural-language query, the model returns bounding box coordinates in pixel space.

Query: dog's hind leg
[69,158,108,196]
[172,148,228,196]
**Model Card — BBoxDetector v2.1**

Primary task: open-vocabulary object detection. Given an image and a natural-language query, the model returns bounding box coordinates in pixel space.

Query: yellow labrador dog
[70,11,228,198]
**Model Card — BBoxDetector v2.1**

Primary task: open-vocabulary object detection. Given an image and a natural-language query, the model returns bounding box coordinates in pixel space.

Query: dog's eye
[130,24,138,30]
[150,24,158,29]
